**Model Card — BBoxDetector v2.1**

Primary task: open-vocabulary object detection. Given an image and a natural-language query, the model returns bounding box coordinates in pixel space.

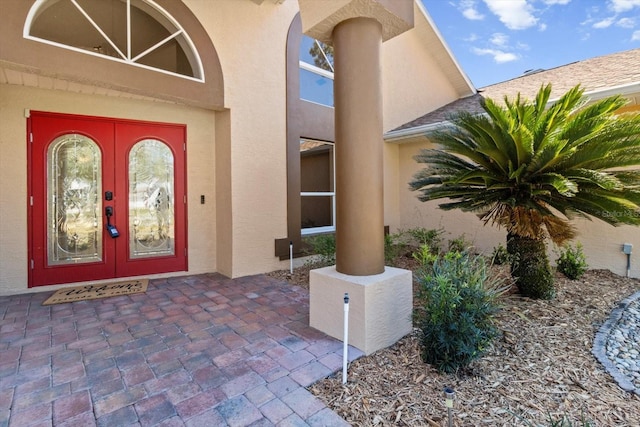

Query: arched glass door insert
[128,139,175,259]
[24,0,204,81]
[47,134,103,265]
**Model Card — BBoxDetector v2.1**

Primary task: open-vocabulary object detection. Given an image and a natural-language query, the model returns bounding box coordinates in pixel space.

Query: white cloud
[617,17,636,28]
[464,33,480,42]
[632,30,640,41]
[461,0,485,20]
[463,7,485,20]
[593,17,615,28]
[542,0,571,4]
[539,23,548,31]
[483,0,538,30]
[609,0,640,13]
[472,47,520,63]
[490,32,509,47]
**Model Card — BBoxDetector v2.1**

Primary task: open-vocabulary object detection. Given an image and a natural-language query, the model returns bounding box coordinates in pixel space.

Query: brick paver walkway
[0,273,361,426]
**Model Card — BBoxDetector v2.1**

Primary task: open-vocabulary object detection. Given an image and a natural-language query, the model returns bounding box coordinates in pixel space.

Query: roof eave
[414,0,476,97]
[386,81,640,144]
[384,120,450,144]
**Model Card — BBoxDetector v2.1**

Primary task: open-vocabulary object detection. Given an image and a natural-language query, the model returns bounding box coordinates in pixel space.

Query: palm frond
[412,83,640,241]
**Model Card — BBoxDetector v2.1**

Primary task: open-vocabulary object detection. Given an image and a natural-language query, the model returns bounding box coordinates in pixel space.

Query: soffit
[0,62,186,106]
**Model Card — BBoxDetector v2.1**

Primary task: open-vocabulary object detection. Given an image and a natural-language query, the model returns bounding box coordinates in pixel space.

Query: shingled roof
[387,48,640,139]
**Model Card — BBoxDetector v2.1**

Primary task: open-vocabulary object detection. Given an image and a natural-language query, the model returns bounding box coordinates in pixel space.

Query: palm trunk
[506,233,555,299]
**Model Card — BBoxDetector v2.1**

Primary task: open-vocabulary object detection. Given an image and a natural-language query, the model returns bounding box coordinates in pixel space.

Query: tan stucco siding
[381,5,468,234]
[397,140,640,278]
[182,0,299,277]
[0,84,216,295]
[398,141,505,251]
[382,33,461,132]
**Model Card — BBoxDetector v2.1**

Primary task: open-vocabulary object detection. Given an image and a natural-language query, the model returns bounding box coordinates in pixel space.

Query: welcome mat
[42,279,149,305]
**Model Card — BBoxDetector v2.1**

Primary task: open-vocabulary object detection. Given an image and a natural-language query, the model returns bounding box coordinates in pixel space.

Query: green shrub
[556,243,588,280]
[413,251,505,373]
[384,232,408,264]
[491,244,511,265]
[303,234,335,265]
[412,244,438,270]
[448,234,473,253]
[407,227,444,252]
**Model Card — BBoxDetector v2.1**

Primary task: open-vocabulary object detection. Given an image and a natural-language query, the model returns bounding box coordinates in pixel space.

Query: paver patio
[0,273,361,426]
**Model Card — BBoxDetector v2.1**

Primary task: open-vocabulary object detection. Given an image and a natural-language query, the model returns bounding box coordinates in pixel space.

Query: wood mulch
[267,259,640,426]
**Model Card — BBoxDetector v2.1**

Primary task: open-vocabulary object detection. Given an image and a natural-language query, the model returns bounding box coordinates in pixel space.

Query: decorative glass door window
[47,134,103,265]
[129,139,175,258]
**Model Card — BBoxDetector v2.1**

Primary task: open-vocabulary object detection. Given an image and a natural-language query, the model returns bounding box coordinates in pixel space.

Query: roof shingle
[392,48,640,133]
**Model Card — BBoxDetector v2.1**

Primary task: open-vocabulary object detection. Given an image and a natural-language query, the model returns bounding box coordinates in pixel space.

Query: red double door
[29,112,187,287]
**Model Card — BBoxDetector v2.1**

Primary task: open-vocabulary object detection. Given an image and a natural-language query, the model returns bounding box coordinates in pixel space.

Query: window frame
[299,36,334,107]
[300,139,336,236]
[23,0,205,82]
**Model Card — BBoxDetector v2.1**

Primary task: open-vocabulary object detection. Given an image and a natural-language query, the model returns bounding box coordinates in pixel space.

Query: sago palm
[410,84,640,299]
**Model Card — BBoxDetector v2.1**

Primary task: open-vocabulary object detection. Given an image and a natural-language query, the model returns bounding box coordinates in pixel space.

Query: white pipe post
[342,292,349,384]
[289,241,293,274]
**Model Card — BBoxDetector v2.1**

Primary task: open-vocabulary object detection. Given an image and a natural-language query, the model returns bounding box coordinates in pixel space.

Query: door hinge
[183,143,186,152]
[30,196,33,206]
[184,248,187,257]
[184,195,187,204]
[29,132,33,143]
[30,259,34,269]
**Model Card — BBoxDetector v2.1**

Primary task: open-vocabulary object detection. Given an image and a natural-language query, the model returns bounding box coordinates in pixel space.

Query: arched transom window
[24,0,204,81]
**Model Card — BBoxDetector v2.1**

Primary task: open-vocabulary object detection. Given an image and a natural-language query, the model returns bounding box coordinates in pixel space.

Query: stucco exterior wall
[0,84,216,295]
[396,140,640,278]
[183,0,298,277]
[380,3,471,233]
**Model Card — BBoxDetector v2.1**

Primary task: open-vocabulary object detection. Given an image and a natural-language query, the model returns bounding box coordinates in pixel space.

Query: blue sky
[422,0,640,88]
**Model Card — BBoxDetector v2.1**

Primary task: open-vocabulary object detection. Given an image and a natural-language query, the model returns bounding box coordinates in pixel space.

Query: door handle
[105,206,119,238]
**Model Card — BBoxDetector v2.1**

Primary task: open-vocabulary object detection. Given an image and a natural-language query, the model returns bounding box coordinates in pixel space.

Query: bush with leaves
[556,243,588,280]
[384,232,408,264]
[407,227,444,251]
[448,234,473,253]
[303,233,336,265]
[491,243,511,265]
[413,250,507,373]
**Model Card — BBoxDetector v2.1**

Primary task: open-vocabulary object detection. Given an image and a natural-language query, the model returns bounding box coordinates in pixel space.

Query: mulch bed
[267,261,640,426]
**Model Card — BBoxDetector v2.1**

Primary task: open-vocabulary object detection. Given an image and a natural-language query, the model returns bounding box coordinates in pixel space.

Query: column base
[310,266,412,355]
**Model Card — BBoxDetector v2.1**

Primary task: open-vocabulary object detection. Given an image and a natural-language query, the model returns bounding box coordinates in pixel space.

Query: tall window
[299,36,334,107]
[300,140,335,235]
[24,0,203,81]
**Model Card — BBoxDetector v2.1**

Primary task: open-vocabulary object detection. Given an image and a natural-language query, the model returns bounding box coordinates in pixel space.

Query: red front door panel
[29,112,187,287]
